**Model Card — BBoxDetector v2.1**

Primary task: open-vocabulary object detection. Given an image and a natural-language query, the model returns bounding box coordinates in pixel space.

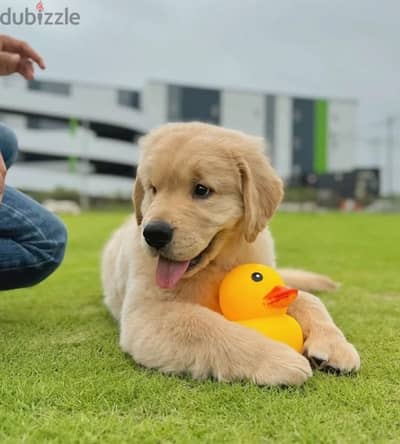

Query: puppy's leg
[101,241,125,321]
[101,222,133,322]
[288,291,360,373]
[120,298,312,386]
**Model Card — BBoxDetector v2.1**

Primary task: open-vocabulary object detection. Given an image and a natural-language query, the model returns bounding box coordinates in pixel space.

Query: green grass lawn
[1,212,399,443]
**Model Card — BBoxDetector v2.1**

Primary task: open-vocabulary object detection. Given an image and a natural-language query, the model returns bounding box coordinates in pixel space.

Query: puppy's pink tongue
[156,256,190,289]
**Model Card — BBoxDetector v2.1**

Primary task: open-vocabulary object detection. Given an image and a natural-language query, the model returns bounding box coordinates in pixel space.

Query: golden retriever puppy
[101,122,360,385]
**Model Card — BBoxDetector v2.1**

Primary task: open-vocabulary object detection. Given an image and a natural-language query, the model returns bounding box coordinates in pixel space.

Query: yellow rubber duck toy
[219,264,303,352]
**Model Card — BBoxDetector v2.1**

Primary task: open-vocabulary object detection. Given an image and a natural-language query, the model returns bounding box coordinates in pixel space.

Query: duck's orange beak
[264,286,298,309]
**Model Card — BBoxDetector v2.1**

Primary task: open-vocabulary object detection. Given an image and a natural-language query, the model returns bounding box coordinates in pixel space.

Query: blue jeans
[0,123,67,290]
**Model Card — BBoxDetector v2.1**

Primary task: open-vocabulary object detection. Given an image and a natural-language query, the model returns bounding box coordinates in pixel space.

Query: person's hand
[0,34,45,80]
[0,153,6,202]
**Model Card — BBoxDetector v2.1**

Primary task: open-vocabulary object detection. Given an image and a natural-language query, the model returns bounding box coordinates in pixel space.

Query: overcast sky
[4,0,400,147]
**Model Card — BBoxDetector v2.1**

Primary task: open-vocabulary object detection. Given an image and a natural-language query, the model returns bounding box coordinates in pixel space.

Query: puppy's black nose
[143,221,173,249]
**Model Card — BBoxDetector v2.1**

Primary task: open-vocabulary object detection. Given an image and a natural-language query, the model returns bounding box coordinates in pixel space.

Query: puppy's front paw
[254,343,313,386]
[304,329,360,374]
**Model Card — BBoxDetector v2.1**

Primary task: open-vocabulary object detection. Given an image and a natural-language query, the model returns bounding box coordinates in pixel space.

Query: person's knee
[0,187,68,291]
[0,123,18,169]
[0,219,67,291]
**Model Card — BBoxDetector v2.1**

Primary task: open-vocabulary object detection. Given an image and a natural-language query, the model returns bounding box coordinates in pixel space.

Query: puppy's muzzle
[143,221,173,250]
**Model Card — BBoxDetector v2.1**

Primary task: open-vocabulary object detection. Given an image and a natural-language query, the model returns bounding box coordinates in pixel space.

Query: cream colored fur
[101,122,360,385]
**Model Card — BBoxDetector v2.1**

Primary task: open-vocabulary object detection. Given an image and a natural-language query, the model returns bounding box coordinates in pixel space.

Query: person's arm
[0,34,45,80]
[0,154,6,202]
[0,35,46,200]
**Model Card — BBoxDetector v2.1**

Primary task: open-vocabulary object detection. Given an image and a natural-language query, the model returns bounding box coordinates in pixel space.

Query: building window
[27,116,69,130]
[28,80,71,96]
[294,109,303,123]
[117,90,141,109]
[293,136,301,150]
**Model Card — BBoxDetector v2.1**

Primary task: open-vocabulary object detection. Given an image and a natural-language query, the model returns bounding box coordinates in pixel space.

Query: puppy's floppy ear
[133,135,149,226]
[238,146,283,242]
[133,171,144,226]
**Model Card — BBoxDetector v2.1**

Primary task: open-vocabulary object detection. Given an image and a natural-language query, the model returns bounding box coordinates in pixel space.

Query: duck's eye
[150,185,157,194]
[251,272,263,282]
[193,184,212,199]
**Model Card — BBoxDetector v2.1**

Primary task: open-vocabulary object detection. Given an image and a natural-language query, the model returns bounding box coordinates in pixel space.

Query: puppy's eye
[251,272,263,282]
[193,184,212,199]
[150,185,157,194]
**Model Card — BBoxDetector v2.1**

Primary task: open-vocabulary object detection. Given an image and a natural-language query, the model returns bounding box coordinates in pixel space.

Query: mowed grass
[0,212,399,443]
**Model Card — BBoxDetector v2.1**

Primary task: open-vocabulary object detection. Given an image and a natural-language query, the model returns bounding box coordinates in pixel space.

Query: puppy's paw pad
[308,355,327,369]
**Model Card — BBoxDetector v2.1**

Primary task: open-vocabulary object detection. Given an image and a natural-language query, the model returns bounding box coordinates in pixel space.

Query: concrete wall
[143,82,168,127]
[221,91,266,138]
[273,96,293,180]
[328,100,357,172]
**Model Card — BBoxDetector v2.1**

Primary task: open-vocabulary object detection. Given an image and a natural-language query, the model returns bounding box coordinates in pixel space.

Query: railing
[7,163,133,198]
[16,127,140,166]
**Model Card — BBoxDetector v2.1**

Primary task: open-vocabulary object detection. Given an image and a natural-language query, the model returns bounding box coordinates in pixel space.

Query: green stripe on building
[314,100,328,173]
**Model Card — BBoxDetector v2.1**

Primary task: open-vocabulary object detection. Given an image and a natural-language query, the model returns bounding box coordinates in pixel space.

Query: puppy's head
[133,122,283,289]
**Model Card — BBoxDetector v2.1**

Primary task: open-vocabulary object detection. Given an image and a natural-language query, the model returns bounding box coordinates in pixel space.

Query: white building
[1,76,372,199]
[1,76,147,198]
[144,81,359,181]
